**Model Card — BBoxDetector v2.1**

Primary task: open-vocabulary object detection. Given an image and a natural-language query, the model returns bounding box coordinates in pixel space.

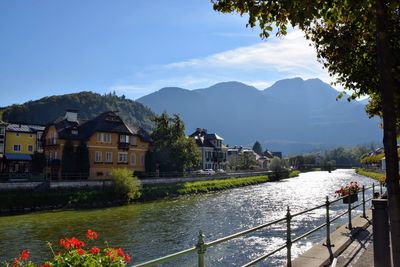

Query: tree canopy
[148,112,200,174]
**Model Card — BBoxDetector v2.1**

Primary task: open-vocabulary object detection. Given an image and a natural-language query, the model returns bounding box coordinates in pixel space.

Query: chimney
[64,109,78,122]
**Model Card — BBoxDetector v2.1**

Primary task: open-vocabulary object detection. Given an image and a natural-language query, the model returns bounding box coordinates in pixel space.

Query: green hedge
[356,168,386,182]
[141,175,268,200]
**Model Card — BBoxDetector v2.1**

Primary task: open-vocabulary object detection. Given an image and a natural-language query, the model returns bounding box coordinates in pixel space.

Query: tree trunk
[376,0,400,266]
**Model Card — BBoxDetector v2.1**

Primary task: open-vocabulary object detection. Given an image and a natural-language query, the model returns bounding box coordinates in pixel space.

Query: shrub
[110,168,141,202]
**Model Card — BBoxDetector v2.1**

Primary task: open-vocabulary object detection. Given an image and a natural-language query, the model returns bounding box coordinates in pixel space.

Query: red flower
[86,229,98,240]
[20,250,30,260]
[12,258,21,267]
[116,248,125,257]
[124,253,131,263]
[40,263,52,267]
[89,246,101,254]
[77,248,85,255]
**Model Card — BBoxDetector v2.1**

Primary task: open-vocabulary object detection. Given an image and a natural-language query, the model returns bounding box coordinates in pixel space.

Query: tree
[237,152,257,170]
[212,1,400,262]
[76,141,90,179]
[252,141,263,155]
[269,157,287,172]
[31,152,46,174]
[149,112,200,174]
[61,140,76,179]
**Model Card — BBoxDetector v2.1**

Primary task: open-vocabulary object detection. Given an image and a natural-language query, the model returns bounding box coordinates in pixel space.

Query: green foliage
[252,141,263,155]
[237,152,257,170]
[269,157,287,172]
[110,168,141,202]
[289,170,301,178]
[2,91,154,131]
[360,153,385,164]
[76,141,90,178]
[149,112,200,172]
[356,168,386,183]
[140,175,268,199]
[61,140,76,178]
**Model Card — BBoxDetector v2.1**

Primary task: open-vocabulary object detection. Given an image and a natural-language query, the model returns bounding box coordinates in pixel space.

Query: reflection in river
[0,169,375,266]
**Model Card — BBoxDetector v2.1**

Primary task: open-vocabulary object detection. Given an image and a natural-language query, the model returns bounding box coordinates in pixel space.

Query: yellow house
[42,110,151,179]
[4,123,45,173]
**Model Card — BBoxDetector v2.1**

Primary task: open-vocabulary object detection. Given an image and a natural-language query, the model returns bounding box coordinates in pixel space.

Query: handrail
[132,182,381,267]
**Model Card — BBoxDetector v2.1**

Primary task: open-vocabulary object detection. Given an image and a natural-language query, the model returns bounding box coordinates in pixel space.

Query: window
[118,152,128,163]
[0,144,4,153]
[95,151,102,162]
[140,154,145,166]
[13,145,21,152]
[97,133,112,143]
[130,136,137,145]
[29,134,33,138]
[28,145,33,152]
[119,135,129,143]
[105,152,113,163]
[130,153,136,166]
[16,133,20,137]
[104,133,111,143]
[71,130,78,135]
[0,128,4,135]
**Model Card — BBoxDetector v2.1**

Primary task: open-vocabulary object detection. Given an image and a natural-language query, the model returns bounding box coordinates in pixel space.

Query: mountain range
[138,78,381,154]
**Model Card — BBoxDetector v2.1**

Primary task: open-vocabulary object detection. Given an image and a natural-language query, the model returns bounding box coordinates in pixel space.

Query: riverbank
[0,175,268,215]
[0,170,302,215]
[355,168,386,182]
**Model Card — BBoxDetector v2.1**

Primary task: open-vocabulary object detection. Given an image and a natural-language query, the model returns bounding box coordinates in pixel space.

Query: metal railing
[132,182,380,267]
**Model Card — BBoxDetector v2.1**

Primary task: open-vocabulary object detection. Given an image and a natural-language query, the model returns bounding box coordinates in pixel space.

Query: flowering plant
[335,181,360,197]
[4,229,131,267]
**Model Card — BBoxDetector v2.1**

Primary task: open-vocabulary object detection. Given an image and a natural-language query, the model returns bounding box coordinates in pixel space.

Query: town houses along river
[0,169,375,266]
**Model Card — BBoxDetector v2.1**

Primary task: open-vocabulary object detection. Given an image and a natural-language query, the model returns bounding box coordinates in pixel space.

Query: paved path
[335,224,374,267]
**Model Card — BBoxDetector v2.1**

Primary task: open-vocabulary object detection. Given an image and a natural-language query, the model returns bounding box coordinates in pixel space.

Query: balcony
[118,142,130,150]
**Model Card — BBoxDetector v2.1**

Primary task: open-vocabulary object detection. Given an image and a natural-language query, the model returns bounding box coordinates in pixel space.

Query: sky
[0,0,336,107]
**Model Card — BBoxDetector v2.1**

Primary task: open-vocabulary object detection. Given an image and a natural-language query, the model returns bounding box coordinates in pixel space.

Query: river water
[0,169,375,266]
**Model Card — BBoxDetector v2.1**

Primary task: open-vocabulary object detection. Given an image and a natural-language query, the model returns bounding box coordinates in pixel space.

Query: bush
[110,168,141,202]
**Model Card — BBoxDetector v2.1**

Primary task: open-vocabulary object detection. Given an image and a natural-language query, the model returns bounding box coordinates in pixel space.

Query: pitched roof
[78,111,133,140]
[6,123,45,133]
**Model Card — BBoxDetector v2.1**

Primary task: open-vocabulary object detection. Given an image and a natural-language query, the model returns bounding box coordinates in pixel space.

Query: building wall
[86,132,149,179]
[5,131,37,154]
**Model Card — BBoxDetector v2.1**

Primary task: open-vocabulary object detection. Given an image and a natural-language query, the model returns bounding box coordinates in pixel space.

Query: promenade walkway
[293,210,373,267]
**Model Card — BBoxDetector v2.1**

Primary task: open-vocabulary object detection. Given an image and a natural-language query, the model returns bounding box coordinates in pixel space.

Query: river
[0,169,376,266]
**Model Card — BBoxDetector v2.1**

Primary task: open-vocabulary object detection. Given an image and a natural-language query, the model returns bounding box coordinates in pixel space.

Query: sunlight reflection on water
[0,169,375,266]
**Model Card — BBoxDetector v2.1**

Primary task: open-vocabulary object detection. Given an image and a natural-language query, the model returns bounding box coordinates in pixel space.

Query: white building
[190,128,228,170]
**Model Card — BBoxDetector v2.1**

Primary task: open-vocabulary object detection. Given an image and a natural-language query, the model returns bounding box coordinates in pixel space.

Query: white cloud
[109,29,339,98]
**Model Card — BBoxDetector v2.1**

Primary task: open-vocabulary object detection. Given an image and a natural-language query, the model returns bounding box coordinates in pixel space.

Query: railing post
[362,185,366,218]
[286,206,292,267]
[380,182,383,195]
[347,191,352,229]
[372,182,375,195]
[196,230,206,267]
[324,196,332,249]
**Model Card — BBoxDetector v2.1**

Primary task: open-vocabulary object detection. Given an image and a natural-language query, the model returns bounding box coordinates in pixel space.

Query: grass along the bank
[289,170,301,178]
[356,168,386,183]
[141,175,268,200]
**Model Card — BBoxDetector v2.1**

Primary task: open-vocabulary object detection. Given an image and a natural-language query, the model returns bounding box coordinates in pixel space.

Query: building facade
[42,110,150,179]
[3,123,45,173]
[0,120,6,173]
[190,128,228,170]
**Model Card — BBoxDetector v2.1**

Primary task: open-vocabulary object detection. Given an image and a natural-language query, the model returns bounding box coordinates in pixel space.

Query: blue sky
[0,0,333,106]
